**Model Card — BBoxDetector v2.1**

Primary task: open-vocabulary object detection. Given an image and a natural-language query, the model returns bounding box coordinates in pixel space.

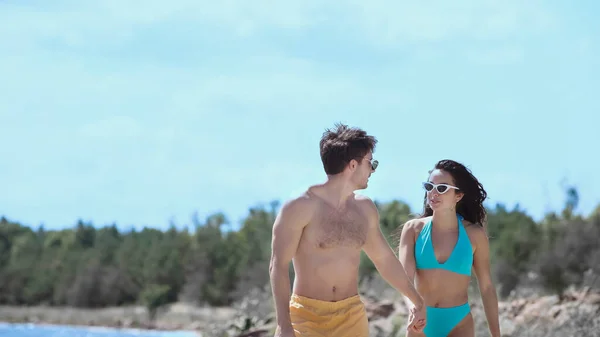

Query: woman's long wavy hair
[419,159,488,226]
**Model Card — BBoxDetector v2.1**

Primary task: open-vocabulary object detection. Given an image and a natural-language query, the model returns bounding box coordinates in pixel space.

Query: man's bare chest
[308,208,369,249]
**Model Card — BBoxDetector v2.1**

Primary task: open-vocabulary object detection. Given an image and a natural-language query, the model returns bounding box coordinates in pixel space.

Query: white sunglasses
[422,182,459,194]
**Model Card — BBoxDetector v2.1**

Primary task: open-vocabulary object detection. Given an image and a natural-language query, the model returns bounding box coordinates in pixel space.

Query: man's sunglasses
[422,182,459,194]
[366,158,379,170]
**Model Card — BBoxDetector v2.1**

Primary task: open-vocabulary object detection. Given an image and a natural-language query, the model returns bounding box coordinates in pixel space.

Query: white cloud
[349,0,557,43]
[465,45,525,65]
[78,116,143,139]
[0,0,558,49]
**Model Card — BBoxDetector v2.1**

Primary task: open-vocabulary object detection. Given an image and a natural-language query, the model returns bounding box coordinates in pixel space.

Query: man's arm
[472,226,501,337]
[269,197,310,334]
[397,220,418,310]
[361,200,424,309]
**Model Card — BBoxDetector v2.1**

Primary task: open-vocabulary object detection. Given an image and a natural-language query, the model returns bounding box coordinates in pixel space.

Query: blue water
[0,323,199,337]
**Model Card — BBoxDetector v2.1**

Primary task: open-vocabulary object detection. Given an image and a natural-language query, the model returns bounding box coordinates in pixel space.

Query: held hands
[407,304,427,333]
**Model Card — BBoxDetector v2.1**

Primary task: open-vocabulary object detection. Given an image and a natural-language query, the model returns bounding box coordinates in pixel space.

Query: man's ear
[349,159,358,171]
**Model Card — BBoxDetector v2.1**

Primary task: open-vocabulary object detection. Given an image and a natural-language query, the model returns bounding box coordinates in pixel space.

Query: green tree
[486,203,541,297]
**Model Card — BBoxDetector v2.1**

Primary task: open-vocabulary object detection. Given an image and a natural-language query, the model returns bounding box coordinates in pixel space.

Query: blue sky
[1,1,598,231]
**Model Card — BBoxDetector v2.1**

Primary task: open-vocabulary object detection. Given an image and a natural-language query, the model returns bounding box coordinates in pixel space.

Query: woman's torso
[413,215,476,308]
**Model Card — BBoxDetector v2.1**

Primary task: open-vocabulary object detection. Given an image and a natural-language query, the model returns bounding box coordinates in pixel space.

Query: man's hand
[407,304,426,332]
[274,325,295,337]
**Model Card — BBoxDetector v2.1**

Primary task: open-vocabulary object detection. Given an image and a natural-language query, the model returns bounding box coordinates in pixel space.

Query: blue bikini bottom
[422,302,470,337]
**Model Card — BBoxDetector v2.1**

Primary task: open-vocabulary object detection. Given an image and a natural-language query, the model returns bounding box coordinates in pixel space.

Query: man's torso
[292,189,372,302]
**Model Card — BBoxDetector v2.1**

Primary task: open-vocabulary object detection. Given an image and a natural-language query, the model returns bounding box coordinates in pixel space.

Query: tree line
[1,188,599,312]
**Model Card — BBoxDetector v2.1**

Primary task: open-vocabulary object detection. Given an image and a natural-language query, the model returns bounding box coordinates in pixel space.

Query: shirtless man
[269,123,426,337]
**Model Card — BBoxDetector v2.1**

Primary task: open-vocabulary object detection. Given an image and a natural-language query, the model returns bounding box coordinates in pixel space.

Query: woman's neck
[431,209,459,231]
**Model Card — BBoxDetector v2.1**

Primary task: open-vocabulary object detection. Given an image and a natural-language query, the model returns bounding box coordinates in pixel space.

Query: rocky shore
[363,286,600,337]
[1,286,598,337]
[209,285,600,337]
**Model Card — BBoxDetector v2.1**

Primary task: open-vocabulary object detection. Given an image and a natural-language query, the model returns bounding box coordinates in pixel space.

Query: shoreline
[0,302,238,336]
[0,321,199,335]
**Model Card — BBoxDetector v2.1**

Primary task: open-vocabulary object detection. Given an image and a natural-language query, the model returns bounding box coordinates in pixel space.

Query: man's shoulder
[353,193,374,202]
[274,192,315,229]
[281,190,316,212]
[353,193,378,213]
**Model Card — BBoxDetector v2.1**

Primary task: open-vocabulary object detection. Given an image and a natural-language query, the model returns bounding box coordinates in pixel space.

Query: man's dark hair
[319,123,377,175]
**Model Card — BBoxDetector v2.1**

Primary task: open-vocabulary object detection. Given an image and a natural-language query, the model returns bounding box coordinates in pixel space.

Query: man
[269,123,426,337]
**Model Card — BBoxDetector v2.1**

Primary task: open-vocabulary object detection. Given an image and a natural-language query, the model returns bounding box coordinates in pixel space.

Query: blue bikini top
[414,214,473,276]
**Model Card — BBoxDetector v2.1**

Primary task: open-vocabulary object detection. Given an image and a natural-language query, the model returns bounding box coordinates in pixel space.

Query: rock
[235,329,270,337]
[583,293,600,305]
[187,321,204,330]
[365,300,396,320]
[514,295,560,324]
[498,315,518,336]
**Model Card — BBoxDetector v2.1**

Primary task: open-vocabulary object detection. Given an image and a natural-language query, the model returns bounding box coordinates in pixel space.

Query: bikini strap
[457,213,467,234]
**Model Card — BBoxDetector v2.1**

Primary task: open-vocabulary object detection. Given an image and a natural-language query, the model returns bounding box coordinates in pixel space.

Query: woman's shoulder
[462,219,489,247]
[462,219,485,233]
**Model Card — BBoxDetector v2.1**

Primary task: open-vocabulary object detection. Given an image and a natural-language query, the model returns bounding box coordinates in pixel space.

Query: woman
[398,159,500,337]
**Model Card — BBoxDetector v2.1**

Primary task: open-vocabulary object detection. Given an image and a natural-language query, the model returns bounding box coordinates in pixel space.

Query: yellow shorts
[289,293,369,337]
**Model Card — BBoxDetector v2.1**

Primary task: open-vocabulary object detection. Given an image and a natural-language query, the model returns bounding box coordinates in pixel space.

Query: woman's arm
[472,226,501,337]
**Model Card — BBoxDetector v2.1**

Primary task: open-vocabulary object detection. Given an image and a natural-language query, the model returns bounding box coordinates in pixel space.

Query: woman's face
[424,169,464,211]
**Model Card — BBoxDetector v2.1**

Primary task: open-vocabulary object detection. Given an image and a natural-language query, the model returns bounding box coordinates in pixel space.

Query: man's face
[352,151,377,190]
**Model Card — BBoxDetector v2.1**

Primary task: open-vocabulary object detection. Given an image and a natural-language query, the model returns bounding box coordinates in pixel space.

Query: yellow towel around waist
[289,293,369,337]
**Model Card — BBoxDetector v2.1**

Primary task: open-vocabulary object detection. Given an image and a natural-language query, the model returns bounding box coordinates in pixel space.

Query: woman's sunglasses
[422,182,459,194]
